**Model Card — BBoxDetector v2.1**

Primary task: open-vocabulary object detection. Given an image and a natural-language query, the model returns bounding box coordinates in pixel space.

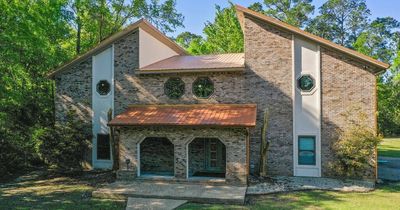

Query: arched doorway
[188,138,226,178]
[139,137,174,176]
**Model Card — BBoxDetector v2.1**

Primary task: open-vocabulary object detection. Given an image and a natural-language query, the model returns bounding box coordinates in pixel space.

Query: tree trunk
[259,108,270,177]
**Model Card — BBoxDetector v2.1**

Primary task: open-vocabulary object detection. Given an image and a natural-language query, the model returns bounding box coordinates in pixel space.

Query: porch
[108,104,257,185]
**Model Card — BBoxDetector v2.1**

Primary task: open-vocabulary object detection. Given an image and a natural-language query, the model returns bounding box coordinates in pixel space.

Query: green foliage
[178,3,243,55]
[306,0,371,47]
[66,0,184,54]
[330,112,382,178]
[175,32,202,49]
[353,17,400,63]
[36,113,91,171]
[0,0,183,176]
[378,70,400,136]
[250,0,315,28]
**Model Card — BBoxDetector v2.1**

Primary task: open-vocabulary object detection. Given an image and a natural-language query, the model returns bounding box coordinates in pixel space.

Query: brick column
[174,143,187,179]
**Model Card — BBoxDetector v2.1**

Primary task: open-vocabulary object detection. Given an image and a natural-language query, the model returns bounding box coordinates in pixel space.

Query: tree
[175,32,202,49]
[65,0,184,54]
[0,0,73,176]
[250,0,315,28]
[352,17,400,136]
[307,0,371,47]
[353,17,400,63]
[176,3,243,55]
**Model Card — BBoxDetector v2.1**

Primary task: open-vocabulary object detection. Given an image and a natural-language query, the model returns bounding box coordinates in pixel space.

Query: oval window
[164,77,185,99]
[193,77,214,98]
[297,75,315,92]
[96,80,111,95]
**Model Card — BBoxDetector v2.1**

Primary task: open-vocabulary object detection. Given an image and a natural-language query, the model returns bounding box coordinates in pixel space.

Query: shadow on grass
[0,170,125,210]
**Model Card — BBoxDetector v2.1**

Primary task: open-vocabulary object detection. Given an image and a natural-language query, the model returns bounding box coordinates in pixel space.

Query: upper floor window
[193,77,214,98]
[297,74,315,92]
[164,77,185,99]
[96,80,111,95]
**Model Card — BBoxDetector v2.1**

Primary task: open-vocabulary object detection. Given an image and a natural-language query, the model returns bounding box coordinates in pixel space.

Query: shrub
[331,123,382,179]
[37,113,91,171]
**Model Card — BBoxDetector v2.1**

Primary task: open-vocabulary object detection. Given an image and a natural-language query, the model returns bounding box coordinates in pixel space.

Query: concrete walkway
[378,156,400,181]
[92,180,247,204]
[126,197,187,210]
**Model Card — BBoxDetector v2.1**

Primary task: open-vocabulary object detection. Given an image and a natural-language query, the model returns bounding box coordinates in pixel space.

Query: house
[49,5,389,186]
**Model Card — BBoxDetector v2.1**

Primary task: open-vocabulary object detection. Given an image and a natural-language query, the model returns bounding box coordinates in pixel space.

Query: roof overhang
[48,19,187,78]
[235,4,390,73]
[108,104,257,127]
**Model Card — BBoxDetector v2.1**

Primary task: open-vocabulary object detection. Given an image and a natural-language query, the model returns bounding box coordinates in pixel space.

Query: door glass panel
[298,136,316,165]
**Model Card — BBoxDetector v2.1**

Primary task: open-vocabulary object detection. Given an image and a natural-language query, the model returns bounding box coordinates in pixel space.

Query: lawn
[1,171,400,210]
[179,182,400,210]
[0,171,125,210]
[378,137,400,157]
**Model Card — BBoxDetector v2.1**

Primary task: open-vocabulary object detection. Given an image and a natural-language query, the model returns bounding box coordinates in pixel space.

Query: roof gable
[48,19,186,78]
[235,5,390,72]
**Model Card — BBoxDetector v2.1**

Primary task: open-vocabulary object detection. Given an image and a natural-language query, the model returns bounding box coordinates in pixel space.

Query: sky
[170,0,400,37]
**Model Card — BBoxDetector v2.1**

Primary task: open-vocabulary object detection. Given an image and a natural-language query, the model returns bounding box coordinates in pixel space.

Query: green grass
[179,182,400,210]
[378,137,400,157]
[0,172,125,210]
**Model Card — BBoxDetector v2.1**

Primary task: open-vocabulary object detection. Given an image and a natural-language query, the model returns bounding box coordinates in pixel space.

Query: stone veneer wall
[118,127,248,185]
[320,48,377,179]
[243,16,294,176]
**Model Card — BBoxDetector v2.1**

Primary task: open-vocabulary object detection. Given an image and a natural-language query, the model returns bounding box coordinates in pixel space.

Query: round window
[193,77,214,98]
[96,80,111,95]
[164,77,185,99]
[297,75,315,92]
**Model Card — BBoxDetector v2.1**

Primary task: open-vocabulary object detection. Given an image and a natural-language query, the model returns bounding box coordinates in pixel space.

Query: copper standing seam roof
[137,53,245,74]
[108,104,257,127]
[235,4,390,72]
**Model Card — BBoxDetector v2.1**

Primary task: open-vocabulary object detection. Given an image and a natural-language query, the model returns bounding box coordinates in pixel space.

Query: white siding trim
[293,37,321,177]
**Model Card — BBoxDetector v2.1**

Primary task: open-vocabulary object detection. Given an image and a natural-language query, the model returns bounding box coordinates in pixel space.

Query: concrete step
[126,197,187,210]
[93,181,246,204]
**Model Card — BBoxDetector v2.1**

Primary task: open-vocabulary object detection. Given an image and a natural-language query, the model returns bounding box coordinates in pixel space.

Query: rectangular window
[97,134,111,160]
[298,136,316,165]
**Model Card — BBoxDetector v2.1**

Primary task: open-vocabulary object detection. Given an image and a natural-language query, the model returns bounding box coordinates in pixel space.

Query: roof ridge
[235,4,390,72]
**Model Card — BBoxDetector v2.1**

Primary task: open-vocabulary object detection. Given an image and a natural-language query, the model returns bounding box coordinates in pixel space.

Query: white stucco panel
[293,37,321,177]
[139,28,178,68]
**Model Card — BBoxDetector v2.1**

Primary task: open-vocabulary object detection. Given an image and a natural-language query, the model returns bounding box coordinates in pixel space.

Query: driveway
[378,156,400,181]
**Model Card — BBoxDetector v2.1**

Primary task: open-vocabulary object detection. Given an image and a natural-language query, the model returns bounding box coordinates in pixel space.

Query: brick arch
[138,137,174,176]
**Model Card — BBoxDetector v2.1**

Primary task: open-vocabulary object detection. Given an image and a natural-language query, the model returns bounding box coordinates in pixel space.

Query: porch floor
[92,180,247,204]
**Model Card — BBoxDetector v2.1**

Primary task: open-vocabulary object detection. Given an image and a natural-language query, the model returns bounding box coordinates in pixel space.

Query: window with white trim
[298,136,316,165]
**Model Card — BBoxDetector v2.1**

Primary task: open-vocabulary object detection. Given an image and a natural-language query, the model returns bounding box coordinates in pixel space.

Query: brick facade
[243,17,294,176]
[320,48,377,178]
[118,127,249,185]
[54,15,378,181]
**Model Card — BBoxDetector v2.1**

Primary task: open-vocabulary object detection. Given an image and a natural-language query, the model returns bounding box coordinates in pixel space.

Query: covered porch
[108,104,257,185]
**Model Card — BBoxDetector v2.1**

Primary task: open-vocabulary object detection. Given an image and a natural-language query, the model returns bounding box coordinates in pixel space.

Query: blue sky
[170,0,400,37]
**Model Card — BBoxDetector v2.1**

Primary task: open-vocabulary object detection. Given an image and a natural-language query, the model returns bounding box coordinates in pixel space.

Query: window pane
[298,136,316,165]
[97,134,111,160]
[299,137,315,150]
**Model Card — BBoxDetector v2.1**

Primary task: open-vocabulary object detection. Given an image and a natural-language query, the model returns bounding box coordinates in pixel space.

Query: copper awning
[108,104,257,127]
